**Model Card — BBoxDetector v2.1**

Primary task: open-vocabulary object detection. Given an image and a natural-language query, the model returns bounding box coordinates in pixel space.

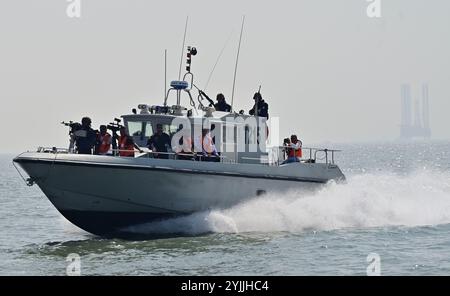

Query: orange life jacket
[288,141,302,158]
[182,136,192,153]
[174,136,192,154]
[98,133,111,155]
[119,136,135,157]
[202,134,215,154]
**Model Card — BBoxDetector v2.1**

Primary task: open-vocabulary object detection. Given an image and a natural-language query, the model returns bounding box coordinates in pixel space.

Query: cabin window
[245,126,250,144]
[127,121,154,137]
[222,124,237,152]
[128,121,144,137]
[223,126,227,143]
[159,124,179,137]
[144,122,153,137]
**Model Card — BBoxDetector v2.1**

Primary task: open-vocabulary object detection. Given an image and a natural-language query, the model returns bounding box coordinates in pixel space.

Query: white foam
[127,169,450,235]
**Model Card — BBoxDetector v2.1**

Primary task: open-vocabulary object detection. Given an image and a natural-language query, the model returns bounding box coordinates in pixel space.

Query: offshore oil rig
[400,83,431,140]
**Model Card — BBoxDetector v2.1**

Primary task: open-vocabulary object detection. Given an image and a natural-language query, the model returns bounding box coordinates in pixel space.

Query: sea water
[1,141,450,275]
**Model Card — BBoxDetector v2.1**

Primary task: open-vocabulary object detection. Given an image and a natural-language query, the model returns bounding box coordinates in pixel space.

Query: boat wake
[125,169,450,235]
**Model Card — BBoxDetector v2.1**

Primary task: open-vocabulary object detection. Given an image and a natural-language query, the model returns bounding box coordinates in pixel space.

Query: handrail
[33,146,340,166]
[34,147,231,162]
[268,146,341,166]
[37,147,69,154]
[271,146,342,152]
[120,149,236,163]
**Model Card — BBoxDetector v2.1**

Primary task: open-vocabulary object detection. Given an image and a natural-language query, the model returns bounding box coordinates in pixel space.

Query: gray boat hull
[14,152,345,236]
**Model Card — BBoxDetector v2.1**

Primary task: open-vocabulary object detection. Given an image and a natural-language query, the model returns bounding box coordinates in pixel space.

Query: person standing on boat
[74,117,97,155]
[147,124,171,159]
[174,124,194,160]
[118,127,136,157]
[214,93,231,112]
[199,91,231,112]
[282,135,303,164]
[249,92,269,119]
[282,137,291,161]
[194,128,219,161]
[94,125,112,155]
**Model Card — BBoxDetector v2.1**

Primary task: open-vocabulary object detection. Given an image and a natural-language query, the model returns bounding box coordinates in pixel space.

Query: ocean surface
[1,141,450,275]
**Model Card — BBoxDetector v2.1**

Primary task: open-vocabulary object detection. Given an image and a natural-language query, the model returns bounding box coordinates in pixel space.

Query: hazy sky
[1,0,449,153]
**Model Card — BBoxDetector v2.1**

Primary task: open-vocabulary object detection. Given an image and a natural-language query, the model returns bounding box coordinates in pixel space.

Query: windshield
[160,124,179,137]
[126,121,153,147]
[127,121,153,137]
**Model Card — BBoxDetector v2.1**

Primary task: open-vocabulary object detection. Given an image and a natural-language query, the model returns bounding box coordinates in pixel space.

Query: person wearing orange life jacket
[282,137,291,161]
[94,125,112,155]
[173,124,194,160]
[178,135,194,160]
[118,127,137,157]
[282,134,303,164]
[194,128,219,162]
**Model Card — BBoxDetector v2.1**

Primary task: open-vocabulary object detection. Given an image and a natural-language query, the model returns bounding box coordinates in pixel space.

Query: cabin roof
[122,111,256,122]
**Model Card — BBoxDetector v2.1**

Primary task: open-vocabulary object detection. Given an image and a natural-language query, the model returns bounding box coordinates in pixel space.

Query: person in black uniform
[249,92,269,119]
[147,124,171,159]
[75,117,97,154]
[214,93,231,112]
[199,91,231,112]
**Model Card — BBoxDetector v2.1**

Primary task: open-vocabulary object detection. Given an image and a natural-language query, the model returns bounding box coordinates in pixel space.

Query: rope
[12,154,33,186]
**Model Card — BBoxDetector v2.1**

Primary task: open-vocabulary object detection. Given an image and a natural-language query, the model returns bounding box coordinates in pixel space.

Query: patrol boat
[13,47,345,237]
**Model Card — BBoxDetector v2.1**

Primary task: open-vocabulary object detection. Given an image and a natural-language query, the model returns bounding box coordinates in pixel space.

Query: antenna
[164,49,167,99]
[204,30,234,91]
[178,16,189,80]
[253,85,261,117]
[231,15,246,112]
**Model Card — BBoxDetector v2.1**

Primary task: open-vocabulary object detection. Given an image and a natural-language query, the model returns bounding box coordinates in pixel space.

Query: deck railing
[35,146,341,166]
[268,146,341,166]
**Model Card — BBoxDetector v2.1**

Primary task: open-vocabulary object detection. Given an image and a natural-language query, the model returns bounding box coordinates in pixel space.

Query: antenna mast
[204,30,234,91]
[231,15,245,112]
[164,49,167,99]
[178,16,189,80]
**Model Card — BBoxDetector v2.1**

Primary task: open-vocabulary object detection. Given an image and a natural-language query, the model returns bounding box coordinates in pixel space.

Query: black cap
[81,117,92,125]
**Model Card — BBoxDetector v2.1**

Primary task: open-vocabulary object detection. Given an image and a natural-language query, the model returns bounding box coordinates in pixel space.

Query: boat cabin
[122,103,268,164]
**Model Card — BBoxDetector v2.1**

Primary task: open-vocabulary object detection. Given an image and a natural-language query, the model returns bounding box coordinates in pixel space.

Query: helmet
[81,117,92,126]
[253,92,262,101]
[216,93,225,102]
